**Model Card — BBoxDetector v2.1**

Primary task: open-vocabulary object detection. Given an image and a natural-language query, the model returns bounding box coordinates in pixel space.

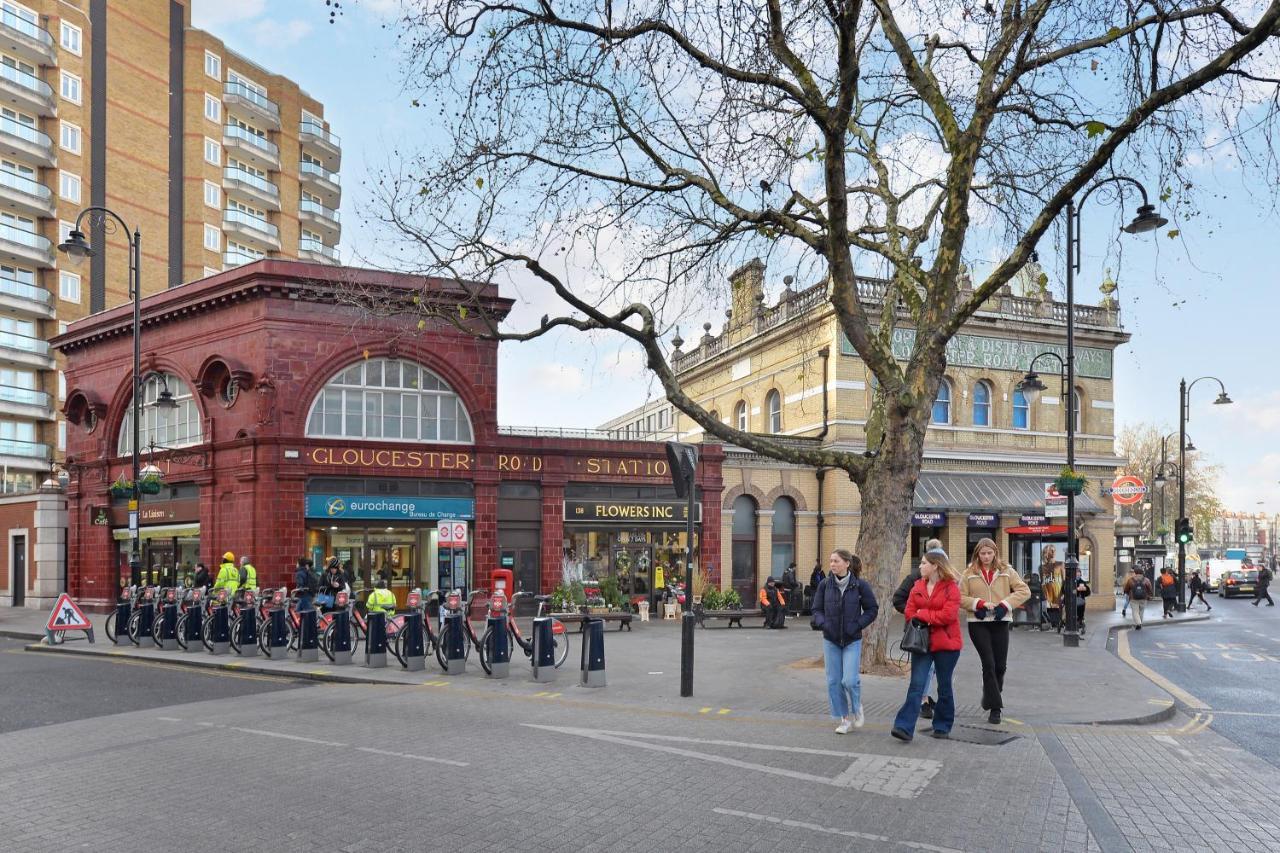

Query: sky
[194,0,1280,516]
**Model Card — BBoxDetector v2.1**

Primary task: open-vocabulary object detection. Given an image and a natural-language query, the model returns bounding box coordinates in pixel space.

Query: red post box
[491,568,514,599]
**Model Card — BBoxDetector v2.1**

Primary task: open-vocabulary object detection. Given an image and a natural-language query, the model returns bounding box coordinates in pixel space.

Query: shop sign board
[841,328,1114,379]
[966,513,999,528]
[305,495,475,521]
[911,512,946,527]
[437,520,468,547]
[1043,483,1067,519]
[1020,514,1047,527]
[564,500,701,524]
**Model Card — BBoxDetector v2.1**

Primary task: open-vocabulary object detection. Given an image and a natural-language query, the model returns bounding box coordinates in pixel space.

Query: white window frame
[59,21,82,56]
[59,71,81,105]
[304,359,476,444]
[58,270,80,303]
[57,371,66,400]
[203,224,220,252]
[203,180,220,209]
[58,418,66,452]
[59,121,81,155]
[202,266,220,278]
[203,137,220,166]
[204,51,221,80]
[204,93,221,123]
[58,220,74,245]
[58,171,81,203]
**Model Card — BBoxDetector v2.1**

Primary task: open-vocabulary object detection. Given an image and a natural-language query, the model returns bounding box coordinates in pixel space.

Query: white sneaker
[852,704,865,728]
[835,719,852,734]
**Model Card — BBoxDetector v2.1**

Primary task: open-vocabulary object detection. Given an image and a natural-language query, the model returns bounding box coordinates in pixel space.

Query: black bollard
[298,608,319,663]
[530,616,556,683]
[365,611,388,668]
[183,604,203,651]
[209,604,230,655]
[442,611,466,675]
[158,602,179,651]
[113,599,132,646]
[266,608,288,657]
[237,608,259,657]
[134,600,154,647]
[485,613,510,679]
[401,610,425,671]
[329,608,352,665]
[579,617,606,688]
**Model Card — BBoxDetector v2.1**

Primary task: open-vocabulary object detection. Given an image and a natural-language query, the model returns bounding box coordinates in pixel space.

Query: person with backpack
[1123,567,1152,629]
[1159,567,1178,617]
[294,557,317,612]
[1253,564,1274,606]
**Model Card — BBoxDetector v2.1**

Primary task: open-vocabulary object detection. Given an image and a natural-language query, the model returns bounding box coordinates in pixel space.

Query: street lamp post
[1176,377,1233,611]
[1151,431,1180,543]
[1019,176,1165,648]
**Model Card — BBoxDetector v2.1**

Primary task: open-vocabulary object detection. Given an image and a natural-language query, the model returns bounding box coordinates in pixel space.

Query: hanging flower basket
[1054,475,1087,496]
[139,478,163,495]
[109,482,132,499]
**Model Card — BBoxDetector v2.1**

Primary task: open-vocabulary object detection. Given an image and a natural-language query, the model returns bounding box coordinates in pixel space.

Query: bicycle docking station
[329,608,353,665]
[208,604,230,655]
[531,616,556,683]
[442,611,467,675]
[579,617,606,688]
[364,611,388,668]
[157,594,179,651]
[485,612,510,679]
[183,600,203,651]
[401,609,426,671]
[135,598,155,645]
[297,607,319,663]
[265,607,289,658]
[237,602,259,657]
[113,599,132,646]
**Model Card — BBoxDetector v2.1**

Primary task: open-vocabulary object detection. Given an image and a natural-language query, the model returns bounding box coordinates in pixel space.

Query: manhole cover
[938,724,1020,746]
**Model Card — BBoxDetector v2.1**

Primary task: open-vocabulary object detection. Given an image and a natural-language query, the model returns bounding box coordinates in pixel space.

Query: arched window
[1012,388,1030,430]
[731,495,758,604]
[771,497,796,577]
[305,359,473,443]
[766,390,782,434]
[707,410,720,424]
[1072,388,1083,433]
[117,373,202,454]
[734,400,748,431]
[931,380,951,424]
[972,381,992,427]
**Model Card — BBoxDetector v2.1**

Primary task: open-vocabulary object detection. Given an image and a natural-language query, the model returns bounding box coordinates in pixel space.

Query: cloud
[192,0,265,28]
[249,18,313,49]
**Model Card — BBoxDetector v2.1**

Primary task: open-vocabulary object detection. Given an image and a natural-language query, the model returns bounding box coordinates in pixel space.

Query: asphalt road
[1127,596,1280,767]
[0,637,302,734]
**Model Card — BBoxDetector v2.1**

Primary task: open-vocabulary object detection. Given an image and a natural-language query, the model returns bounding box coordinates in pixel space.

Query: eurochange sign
[305,495,475,521]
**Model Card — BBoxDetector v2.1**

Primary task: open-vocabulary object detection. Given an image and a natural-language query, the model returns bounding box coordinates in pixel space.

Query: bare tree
[371,0,1280,663]
[1116,423,1224,541]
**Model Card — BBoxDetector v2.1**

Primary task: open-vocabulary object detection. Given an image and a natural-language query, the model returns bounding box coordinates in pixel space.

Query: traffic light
[1175,518,1194,545]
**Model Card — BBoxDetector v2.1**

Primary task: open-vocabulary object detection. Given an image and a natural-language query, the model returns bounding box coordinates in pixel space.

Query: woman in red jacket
[891,549,962,742]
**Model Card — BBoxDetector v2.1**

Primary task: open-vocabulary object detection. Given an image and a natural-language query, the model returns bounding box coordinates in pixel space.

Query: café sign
[564,500,701,524]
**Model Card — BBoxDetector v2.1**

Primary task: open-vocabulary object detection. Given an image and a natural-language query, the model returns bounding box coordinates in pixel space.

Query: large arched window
[771,497,796,577]
[734,400,748,431]
[931,380,952,424]
[972,381,992,427]
[305,359,474,443]
[1012,388,1030,430]
[731,495,758,604]
[766,390,782,434]
[118,373,202,454]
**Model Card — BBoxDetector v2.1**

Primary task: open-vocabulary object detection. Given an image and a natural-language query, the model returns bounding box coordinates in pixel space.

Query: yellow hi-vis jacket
[213,561,239,595]
[366,587,397,615]
[240,563,258,591]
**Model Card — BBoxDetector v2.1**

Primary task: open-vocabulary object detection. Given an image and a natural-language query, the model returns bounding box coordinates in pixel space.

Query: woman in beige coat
[960,538,1030,724]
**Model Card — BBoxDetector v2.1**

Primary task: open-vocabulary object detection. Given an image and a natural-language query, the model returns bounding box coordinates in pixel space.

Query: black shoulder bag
[899,619,930,654]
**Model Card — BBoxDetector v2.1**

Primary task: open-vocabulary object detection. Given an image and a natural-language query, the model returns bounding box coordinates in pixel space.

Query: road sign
[1110,475,1147,506]
[451,521,468,547]
[1044,483,1068,519]
[45,593,92,632]
[437,519,454,547]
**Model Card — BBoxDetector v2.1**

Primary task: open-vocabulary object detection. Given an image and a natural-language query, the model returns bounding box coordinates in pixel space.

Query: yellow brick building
[0,0,339,490]
[601,259,1128,614]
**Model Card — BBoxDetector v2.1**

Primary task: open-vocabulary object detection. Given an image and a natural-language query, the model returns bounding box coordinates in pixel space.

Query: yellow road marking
[1004,718,1024,726]
[699,707,712,714]
[717,708,731,715]
[1115,629,1210,711]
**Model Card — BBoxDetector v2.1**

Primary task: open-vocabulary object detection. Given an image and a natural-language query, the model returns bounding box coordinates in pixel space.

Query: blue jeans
[893,649,960,736]
[823,639,862,719]
[297,592,314,612]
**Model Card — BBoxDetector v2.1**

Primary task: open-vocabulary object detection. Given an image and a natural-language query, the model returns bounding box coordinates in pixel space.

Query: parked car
[1219,569,1258,598]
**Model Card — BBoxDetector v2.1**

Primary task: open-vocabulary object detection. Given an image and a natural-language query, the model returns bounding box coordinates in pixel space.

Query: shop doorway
[731,495,758,605]
[611,544,654,603]
[366,533,417,605]
[11,535,24,606]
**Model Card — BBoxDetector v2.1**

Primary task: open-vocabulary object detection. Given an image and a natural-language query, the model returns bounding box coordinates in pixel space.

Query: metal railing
[223,124,278,157]
[0,61,52,98]
[0,329,50,355]
[224,166,278,197]
[300,198,339,222]
[0,10,52,46]
[0,221,50,253]
[223,208,279,240]
[0,275,50,305]
[300,160,339,184]
[0,384,49,407]
[0,114,49,148]
[299,238,338,261]
[300,120,340,146]
[0,168,50,201]
[223,250,264,268]
[224,81,279,116]
[0,437,49,459]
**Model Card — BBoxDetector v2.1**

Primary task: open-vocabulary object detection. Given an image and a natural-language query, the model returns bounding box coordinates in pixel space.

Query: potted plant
[1054,466,1087,496]
[109,475,132,499]
[722,589,743,610]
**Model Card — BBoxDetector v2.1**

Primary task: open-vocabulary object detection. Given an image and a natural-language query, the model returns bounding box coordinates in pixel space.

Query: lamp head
[1122,204,1168,234]
[151,375,179,410]
[1214,391,1232,405]
[1016,371,1048,406]
[1154,473,1166,487]
[57,229,93,267]
[1184,439,1196,452]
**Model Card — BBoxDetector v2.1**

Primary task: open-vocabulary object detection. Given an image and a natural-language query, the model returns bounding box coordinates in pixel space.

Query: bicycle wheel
[175,614,188,650]
[105,610,117,643]
[127,611,142,646]
[151,613,164,647]
[201,616,213,651]
[551,619,570,669]
[390,631,407,667]
[320,623,336,661]
[229,616,242,653]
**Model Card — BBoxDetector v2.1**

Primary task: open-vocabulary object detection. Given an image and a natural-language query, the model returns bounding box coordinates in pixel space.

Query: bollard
[183,603,203,651]
[158,602,179,651]
[441,611,467,675]
[485,613,510,679]
[266,608,288,657]
[329,608,353,665]
[401,609,425,671]
[365,610,388,668]
[530,616,557,683]
[113,599,132,646]
[237,609,259,657]
[134,600,154,646]
[209,604,230,655]
[297,608,319,663]
[579,617,606,688]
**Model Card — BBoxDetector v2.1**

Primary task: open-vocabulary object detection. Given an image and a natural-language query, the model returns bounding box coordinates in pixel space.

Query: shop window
[1012,387,1030,430]
[766,390,782,434]
[305,358,474,444]
[770,497,795,577]
[972,380,991,427]
[931,379,951,424]
[117,373,203,454]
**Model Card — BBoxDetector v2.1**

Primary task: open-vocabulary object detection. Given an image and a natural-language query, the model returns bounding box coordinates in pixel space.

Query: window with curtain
[770,497,795,577]
[117,373,202,454]
[931,380,952,424]
[972,381,991,427]
[1012,388,1030,430]
[305,359,474,443]
[766,390,782,434]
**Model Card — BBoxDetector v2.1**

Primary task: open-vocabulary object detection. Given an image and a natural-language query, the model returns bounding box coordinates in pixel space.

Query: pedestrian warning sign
[46,593,91,632]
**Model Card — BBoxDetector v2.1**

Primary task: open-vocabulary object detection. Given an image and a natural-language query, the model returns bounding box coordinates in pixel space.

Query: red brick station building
[55,262,723,610]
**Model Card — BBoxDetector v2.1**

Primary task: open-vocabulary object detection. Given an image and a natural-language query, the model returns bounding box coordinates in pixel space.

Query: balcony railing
[0,168,49,201]
[0,10,52,47]
[0,221,51,252]
[224,166,278,197]
[224,124,278,158]
[0,437,49,459]
[0,384,48,407]
[299,238,338,261]
[0,114,49,148]
[0,329,50,356]
[223,250,263,268]
[300,120,340,146]
[300,198,339,222]
[224,81,279,116]
[0,61,52,98]
[0,275,50,305]
[223,208,279,240]
[300,160,339,184]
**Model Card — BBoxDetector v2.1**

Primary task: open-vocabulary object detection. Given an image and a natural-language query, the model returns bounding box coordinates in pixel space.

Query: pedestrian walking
[959,537,1030,725]
[892,539,945,720]
[1073,576,1090,631]
[1188,570,1212,611]
[1123,567,1152,629]
[891,549,962,742]
[294,557,317,612]
[1253,564,1274,606]
[192,562,210,593]
[811,549,879,734]
[1159,567,1178,617]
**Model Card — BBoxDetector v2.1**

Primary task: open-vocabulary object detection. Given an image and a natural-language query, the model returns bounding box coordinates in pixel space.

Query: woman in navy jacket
[811,548,879,734]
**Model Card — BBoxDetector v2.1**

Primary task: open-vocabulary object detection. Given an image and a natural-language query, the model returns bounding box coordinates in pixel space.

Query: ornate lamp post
[1175,377,1233,610]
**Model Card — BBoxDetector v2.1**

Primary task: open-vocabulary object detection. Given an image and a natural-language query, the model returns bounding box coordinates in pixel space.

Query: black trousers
[1254,587,1274,605]
[967,621,1010,712]
[1189,591,1211,608]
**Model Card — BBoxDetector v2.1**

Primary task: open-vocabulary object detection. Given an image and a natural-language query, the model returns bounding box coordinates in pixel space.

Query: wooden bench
[548,612,634,632]
[692,606,767,628]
